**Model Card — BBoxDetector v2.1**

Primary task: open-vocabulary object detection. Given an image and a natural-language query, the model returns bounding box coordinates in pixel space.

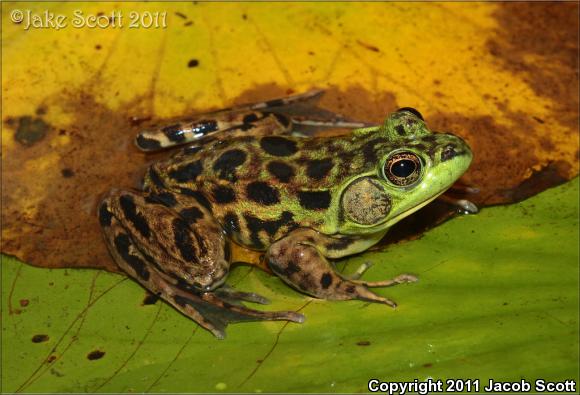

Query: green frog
[99,90,473,338]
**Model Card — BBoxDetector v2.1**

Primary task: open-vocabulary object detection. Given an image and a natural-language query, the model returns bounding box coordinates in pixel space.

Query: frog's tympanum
[99,91,472,338]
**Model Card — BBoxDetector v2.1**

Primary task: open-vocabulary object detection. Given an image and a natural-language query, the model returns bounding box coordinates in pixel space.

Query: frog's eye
[384,152,422,186]
[396,107,424,121]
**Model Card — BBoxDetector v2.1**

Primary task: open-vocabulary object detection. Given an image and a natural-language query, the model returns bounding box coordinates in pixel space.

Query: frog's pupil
[391,159,416,178]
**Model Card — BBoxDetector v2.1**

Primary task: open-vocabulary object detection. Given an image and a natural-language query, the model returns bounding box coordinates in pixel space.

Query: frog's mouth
[384,189,447,228]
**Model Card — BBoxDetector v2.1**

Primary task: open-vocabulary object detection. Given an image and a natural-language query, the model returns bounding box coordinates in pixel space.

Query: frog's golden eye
[384,152,422,186]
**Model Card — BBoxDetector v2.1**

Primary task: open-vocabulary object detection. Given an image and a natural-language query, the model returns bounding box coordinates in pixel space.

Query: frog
[98,90,473,339]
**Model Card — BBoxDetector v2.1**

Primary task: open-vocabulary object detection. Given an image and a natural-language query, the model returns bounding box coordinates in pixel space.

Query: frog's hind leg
[266,228,417,308]
[136,111,294,152]
[135,90,325,152]
[99,190,304,339]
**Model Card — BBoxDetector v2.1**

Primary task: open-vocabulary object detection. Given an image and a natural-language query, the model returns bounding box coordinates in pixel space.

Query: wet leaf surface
[3,178,578,392]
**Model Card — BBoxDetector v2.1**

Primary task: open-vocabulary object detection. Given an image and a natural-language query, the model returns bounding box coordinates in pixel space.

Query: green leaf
[3,178,578,393]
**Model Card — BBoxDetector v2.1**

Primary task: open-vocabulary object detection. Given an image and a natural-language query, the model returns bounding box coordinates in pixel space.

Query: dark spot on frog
[187,59,199,68]
[222,212,240,236]
[142,292,160,305]
[162,124,186,143]
[356,340,371,346]
[19,299,29,307]
[320,272,333,289]
[98,203,113,227]
[87,350,105,360]
[260,136,297,157]
[32,334,49,343]
[267,161,294,183]
[179,188,212,211]
[306,158,333,180]
[136,134,162,151]
[265,98,285,108]
[8,116,51,146]
[395,125,406,136]
[362,138,386,165]
[213,149,247,181]
[421,134,438,143]
[212,185,237,204]
[297,190,331,210]
[282,260,302,276]
[243,113,259,124]
[192,120,218,136]
[411,142,427,152]
[268,112,291,128]
[145,191,178,207]
[326,237,354,251]
[246,181,280,205]
[346,285,356,294]
[441,145,459,162]
[168,160,203,182]
[119,194,151,238]
[180,206,204,224]
[147,168,166,189]
[114,233,150,281]
[172,218,198,262]
[244,211,295,249]
[61,168,74,178]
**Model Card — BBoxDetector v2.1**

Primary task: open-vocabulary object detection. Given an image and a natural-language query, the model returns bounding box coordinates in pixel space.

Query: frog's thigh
[100,190,303,338]
[101,189,229,289]
[266,228,401,306]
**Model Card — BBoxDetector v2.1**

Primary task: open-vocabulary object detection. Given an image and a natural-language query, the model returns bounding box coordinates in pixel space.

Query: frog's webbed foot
[171,288,305,339]
[100,190,304,339]
[266,229,417,309]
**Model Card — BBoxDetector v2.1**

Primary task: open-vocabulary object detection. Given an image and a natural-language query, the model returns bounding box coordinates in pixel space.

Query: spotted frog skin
[99,91,473,338]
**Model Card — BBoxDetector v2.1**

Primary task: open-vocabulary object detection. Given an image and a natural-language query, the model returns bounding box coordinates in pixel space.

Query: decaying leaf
[2,2,578,275]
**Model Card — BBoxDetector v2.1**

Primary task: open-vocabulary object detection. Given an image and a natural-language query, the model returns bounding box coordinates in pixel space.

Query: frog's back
[149,133,390,249]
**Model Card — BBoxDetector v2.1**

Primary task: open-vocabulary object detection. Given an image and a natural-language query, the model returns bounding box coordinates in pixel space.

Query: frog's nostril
[441,145,458,162]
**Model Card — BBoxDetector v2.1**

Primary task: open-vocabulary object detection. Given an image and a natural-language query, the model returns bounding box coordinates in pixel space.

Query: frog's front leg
[266,228,417,307]
[99,190,304,339]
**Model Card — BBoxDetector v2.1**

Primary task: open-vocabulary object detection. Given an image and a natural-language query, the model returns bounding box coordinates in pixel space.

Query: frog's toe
[353,273,419,288]
[214,285,271,305]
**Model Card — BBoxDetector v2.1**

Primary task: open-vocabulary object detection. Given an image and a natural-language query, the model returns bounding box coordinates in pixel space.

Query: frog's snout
[436,134,472,167]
